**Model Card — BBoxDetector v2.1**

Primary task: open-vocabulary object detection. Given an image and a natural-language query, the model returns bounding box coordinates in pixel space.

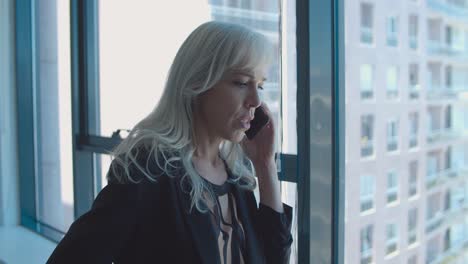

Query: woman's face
[194,67,266,143]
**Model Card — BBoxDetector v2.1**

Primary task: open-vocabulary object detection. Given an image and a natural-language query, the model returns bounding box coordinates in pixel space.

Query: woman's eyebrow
[231,70,267,82]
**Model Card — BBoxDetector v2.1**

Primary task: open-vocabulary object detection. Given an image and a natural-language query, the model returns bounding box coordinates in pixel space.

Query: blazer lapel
[176,179,221,264]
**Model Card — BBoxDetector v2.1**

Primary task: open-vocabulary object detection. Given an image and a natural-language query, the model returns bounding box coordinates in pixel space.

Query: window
[360,64,374,100]
[447,223,465,251]
[427,106,442,143]
[426,192,442,233]
[387,170,398,204]
[445,65,453,90]
[427,62,442,92]
[386,66,399,99]
[426,153,439,187]
[408,160,418,198]
[444,228,451,252]
[409,63,419,99]
[445,146,452,173]
[409,112,419,149]
[385,223,398,256]
[386,16,399,47]
[361,115,375,157]
[426,236,440,263]
[408,255,417,264]
[360,224,374,264]
[444,189,452,212]
[360,175,375,213]
[408,208,418,245]
[445,25,453,47]
[445,105,452,130]
[387,119,399,152]
[360,3,374,44]
[15,0,74,241]
[408,14,418,50]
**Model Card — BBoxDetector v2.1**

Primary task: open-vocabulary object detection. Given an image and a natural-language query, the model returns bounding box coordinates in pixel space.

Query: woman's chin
[229,131,246,143]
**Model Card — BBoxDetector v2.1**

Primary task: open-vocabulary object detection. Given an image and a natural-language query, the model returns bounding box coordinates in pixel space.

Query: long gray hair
[110,21,274,212]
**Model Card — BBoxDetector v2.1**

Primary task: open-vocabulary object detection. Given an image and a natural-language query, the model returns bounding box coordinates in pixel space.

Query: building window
[426,153,439,188]
[360,64,374,100]
[361,115,374,157]
[360,224,374,264]
[408,208,418,245]
[408,14,418,50]
[409,63,419,99]
[408,255,417,264]
[445,105,452,130]
[426,236,440,263]
[445,146,453,176]
[426,192,442,233]
[387,170,399,204]
[386,223,398,256]
[445,65,453,91]
[408,160,418,198]
[386,66,399,99]
[387,118,399,152]
[427,106,441,143]
[444,189,451,212]
[409,112,419,149]
[360,3,374,44]
[360,175,375,213]
[386,16,399,47]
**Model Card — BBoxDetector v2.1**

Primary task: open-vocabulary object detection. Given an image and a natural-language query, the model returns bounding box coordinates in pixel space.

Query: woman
[47,21,292,264]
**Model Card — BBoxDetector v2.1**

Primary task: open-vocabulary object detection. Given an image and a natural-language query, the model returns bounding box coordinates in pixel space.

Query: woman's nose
[245,86,261,109]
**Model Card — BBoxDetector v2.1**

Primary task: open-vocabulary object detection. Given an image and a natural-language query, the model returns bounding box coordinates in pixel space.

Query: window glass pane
[97,1,297,262]
[96,153,113,191]
[360,64,373,100]
[360,3,374,44]
[97,0,288,153]
[281,0,297,154]
[345,1,468,263]
[36,0,74,233]
[98,1,211,138]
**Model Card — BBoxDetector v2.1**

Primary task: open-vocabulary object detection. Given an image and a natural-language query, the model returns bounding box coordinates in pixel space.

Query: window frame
[15,0,346,263]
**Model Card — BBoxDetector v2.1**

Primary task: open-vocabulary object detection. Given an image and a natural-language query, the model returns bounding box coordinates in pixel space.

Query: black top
[47,149,293,264]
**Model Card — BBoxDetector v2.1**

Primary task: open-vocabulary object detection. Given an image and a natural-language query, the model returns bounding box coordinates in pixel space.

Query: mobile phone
[245,106,270,140]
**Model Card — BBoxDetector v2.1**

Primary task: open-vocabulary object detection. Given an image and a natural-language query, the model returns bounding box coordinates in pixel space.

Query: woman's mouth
[239,119,251,130]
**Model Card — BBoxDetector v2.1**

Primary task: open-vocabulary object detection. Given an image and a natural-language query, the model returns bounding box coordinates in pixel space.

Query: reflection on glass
[345,0,468,263]
[36,0,74,233]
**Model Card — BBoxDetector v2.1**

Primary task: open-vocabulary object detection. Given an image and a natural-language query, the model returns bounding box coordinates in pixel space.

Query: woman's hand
[241,102,283,212]
[240,102,276,166]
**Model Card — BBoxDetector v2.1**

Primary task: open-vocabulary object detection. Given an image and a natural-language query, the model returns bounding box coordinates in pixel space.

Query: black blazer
[47,154,293,264]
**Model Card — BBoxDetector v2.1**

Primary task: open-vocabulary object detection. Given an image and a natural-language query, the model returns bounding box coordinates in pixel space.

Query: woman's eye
[234,81,248,87]
[233,80,264,90]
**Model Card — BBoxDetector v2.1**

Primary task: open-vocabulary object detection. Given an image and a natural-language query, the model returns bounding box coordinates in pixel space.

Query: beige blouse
[203,177,246,264]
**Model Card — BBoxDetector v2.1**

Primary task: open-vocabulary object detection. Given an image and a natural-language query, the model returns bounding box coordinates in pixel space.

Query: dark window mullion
[296,0,345,263]
[70,0,100,218]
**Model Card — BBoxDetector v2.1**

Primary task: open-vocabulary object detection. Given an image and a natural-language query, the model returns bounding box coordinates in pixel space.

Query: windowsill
[384,250,400,260]
[407,242,419,250]
[358,42,376,48]
[386,200,400,207]
[360,208,376,217]
[0,225,56,263]
[408,146,420,152]
[386,149,400,155]
[360,155,376,162]
[408,195,420,202]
